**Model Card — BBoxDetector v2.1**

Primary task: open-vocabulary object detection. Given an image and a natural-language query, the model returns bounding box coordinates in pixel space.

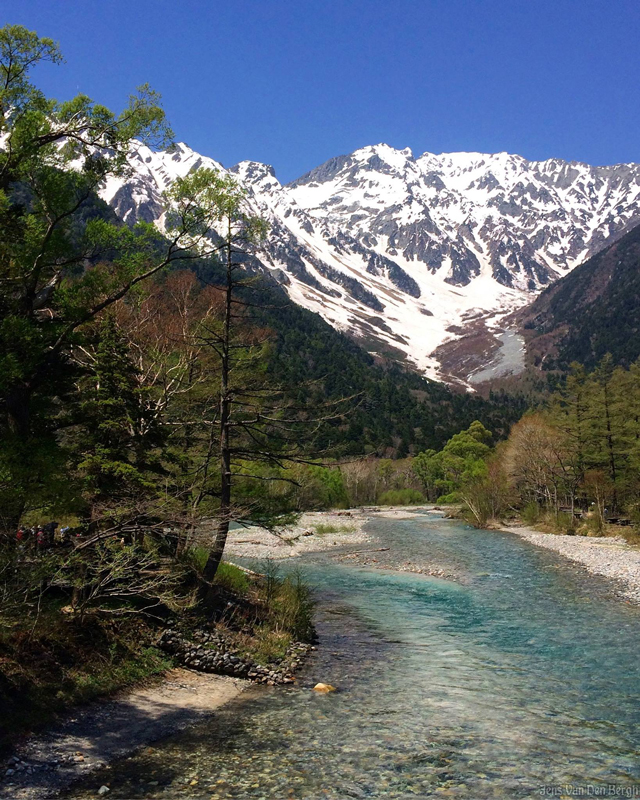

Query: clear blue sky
[7,0,640,182]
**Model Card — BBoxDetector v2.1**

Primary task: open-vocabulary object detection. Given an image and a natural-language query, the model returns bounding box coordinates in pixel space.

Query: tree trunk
[201,389,231,585]
[5,384,31,438]
[201,224,234,592]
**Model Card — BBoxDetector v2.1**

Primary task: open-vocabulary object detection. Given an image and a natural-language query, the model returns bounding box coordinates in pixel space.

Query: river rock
[312,683,336,693]
[156,627,311,685]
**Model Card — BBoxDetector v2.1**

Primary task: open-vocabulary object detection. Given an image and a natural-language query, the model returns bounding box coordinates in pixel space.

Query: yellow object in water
[312,683,337,693]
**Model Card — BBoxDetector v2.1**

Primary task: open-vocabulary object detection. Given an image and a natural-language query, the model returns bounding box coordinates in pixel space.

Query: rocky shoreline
[158,628,313,686]
[331,506,467,582]
[335,549,464,582]
[503,525,640,604]
[1,629,315,800]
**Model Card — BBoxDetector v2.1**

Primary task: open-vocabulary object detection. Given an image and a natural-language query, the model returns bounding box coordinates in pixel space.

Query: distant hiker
[44,521,57,547]
[36,525,45,550]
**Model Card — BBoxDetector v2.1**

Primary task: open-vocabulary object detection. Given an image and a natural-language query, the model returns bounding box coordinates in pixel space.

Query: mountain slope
[100,142,640,382]
[191,259,528,455]
[515,221,640,371]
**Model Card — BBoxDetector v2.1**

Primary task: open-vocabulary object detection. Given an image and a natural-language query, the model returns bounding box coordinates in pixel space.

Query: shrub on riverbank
[377,489,424,505]
[209,560,311,665]
[312,522,355,535]
[213,562,251,594]
[162,562,314,679]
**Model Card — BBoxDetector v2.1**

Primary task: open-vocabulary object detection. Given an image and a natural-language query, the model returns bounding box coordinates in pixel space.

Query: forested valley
[0,25,524,743]
[2,22,640,761]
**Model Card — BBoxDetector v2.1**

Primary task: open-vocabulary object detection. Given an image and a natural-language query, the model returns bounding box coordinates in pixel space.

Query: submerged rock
[312,683,337,693]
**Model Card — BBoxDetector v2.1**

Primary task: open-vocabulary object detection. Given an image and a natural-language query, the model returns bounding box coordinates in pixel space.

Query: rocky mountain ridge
[513,221,640,372]
[100,141,640,382]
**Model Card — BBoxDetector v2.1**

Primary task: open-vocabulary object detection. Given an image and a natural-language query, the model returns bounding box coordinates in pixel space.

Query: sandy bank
[265,505,465,582]
[224,510,372,560]
[1,669,246,800]
[503,525,640,604]
[223,506,442,563]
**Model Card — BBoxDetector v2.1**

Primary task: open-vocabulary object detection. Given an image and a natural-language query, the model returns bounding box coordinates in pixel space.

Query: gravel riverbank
[226,508,640,601]
[1,669,246,800]
[223,510,372,560]
[224,506,445,563]
[503,525,640,604]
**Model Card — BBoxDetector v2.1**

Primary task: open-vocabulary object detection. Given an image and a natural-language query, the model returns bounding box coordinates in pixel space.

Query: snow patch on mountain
[99,141,640,382]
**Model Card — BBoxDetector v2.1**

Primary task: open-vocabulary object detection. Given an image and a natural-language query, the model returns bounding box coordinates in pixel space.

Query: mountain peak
[101,141,640,384]
[230,160,280,189]
[351,143,415,170]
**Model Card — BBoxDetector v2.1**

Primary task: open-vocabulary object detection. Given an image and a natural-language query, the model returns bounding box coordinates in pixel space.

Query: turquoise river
[66,511,640,799]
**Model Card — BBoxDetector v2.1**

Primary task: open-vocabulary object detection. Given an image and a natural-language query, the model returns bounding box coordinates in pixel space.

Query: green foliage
[75,316,160,509]
[241,627,293,666]
[413,421,492,501]
[309,466,349,508]
[214,562,250,595]
[377,488,424,505]
[436,491,463,504]
[267,571,314,642]
[544,356,639,512]
[555,511,575,533]
[312,522,355,535]
[290,464,350,510]
[240,562,315,647]
[0,24,178,531]
[489,355,640,530]
[522,502,541,525]
[49,538,194,617]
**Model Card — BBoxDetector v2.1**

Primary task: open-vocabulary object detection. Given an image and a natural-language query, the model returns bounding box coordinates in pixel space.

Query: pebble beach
[503,525,640,604]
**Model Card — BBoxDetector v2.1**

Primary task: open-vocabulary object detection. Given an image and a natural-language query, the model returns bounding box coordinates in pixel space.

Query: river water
[66,512,640,799]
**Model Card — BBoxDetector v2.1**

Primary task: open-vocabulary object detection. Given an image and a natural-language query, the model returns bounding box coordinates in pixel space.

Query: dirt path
[1,669,246,799]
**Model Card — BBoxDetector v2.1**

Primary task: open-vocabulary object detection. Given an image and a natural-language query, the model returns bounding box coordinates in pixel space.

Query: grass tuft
[312,522,355,535]
[214,562,250,595]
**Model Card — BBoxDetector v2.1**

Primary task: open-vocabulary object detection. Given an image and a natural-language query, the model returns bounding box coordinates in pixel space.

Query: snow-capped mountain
[100,141,640,382]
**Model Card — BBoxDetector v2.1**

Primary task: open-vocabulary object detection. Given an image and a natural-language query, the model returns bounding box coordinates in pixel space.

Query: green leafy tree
[413,421,492,501]
[412,449,438,498]
[75,315,160,520]
[0,25,230,530]
[159,172,352,587]
[584,355,628,510]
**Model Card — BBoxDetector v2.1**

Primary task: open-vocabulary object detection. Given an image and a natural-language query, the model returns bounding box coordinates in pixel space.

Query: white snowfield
[100,141,640,381]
